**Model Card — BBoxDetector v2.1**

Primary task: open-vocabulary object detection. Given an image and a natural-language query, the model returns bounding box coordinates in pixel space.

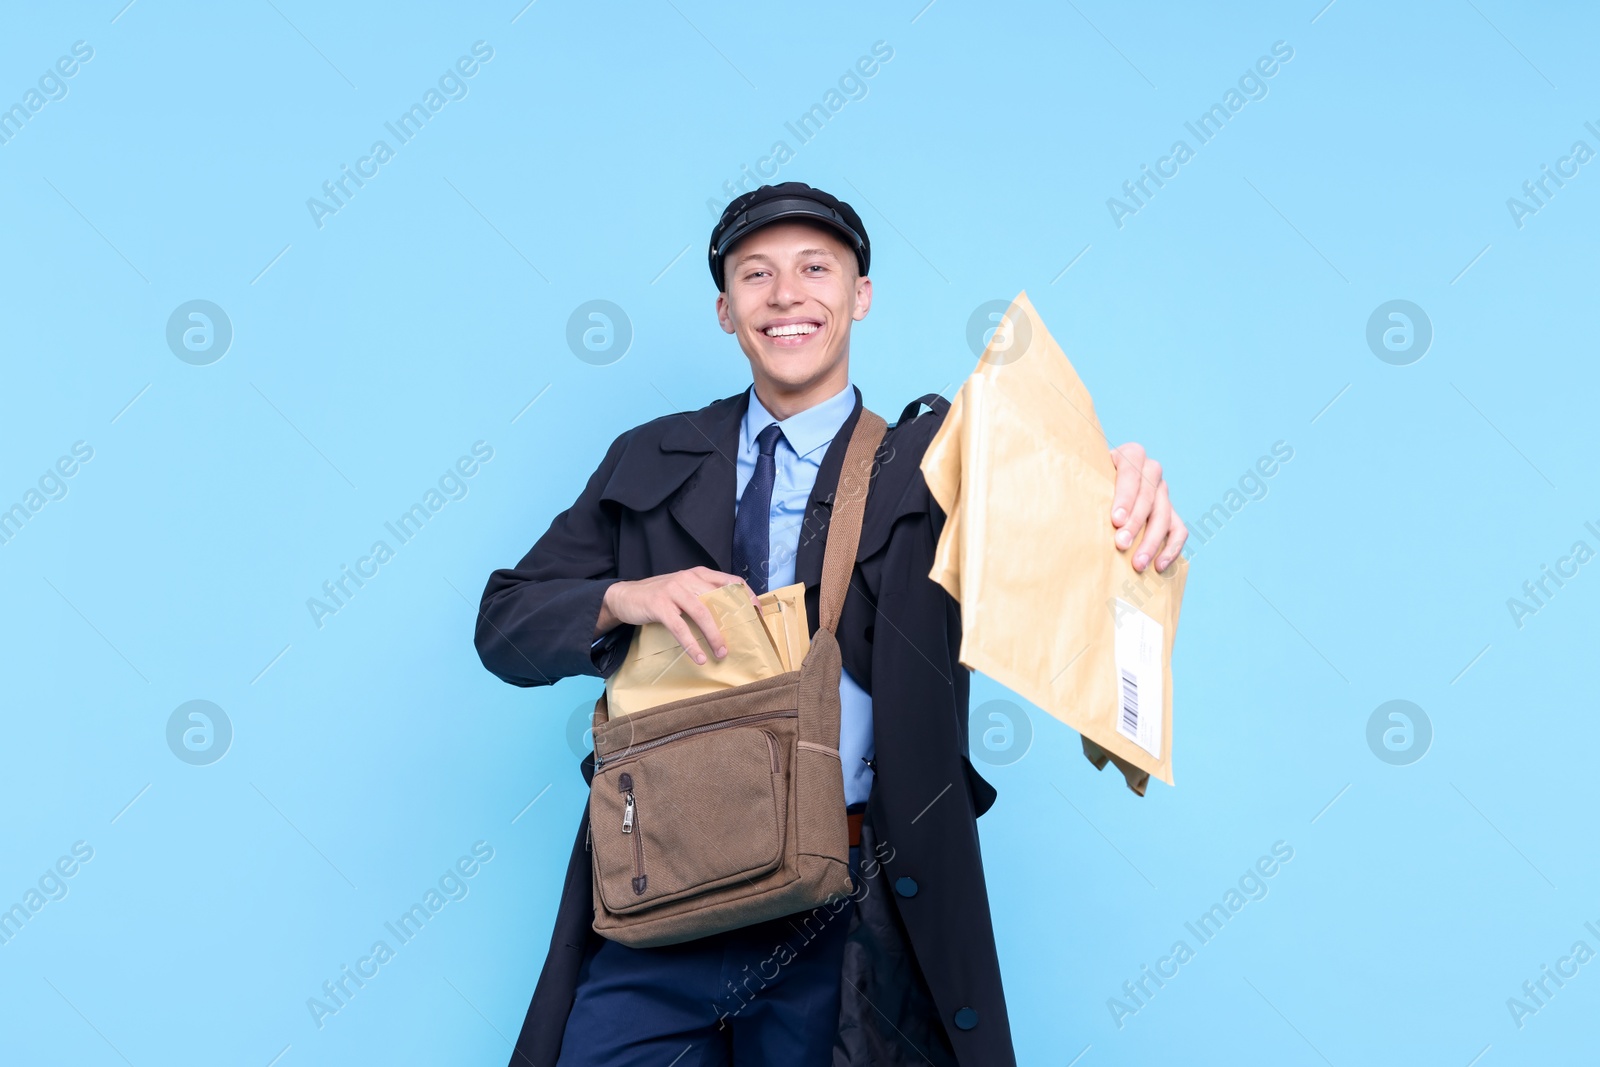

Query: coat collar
[659,389,749,456]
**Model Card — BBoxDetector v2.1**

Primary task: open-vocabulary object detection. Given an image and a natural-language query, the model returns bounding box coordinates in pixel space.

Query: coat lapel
[659,391,748,573]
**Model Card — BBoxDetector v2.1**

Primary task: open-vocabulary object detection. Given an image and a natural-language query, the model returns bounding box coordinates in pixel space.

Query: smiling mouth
[761,321,822,347]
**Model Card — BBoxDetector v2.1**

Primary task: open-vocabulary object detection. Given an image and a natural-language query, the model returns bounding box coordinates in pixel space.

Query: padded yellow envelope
[605,582,809,717]
[922,291,1189,792]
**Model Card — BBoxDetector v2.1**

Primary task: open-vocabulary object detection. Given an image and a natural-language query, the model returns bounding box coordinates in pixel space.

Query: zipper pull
[622,792,635,834]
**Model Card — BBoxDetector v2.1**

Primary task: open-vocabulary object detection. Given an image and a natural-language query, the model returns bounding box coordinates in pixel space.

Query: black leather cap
[708,182,870,290]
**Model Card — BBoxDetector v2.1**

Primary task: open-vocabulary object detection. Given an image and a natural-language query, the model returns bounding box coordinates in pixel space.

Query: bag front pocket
[591,714,791,914]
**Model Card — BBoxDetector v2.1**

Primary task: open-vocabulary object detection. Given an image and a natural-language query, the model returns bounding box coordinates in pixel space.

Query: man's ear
[852,276,873,322]
[715,292,736,335]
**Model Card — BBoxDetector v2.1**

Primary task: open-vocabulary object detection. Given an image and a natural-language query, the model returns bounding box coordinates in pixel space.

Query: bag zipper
[618,772,645,894]
[593,708,798,770]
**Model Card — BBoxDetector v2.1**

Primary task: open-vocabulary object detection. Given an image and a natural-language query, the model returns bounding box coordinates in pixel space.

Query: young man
[475,182,1187,1066]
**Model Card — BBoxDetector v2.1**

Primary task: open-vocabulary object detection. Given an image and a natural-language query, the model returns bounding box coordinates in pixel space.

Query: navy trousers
[554,845,863,1066]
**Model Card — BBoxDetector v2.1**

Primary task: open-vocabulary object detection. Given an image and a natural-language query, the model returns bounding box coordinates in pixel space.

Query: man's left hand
[1109,443,1186,573]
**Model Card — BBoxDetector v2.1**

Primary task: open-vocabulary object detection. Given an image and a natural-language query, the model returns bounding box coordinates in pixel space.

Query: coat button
[954,1007,979,1030]
[863,624,874,643]
[893,876,918,897]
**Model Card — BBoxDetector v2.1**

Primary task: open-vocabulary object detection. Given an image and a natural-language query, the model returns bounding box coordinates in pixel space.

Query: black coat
[475,386,1017,1066]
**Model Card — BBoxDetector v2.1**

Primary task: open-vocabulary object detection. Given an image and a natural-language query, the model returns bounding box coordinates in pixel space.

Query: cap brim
[712,197,867,271]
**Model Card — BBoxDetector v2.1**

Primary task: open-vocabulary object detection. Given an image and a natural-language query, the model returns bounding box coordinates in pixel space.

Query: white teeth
[764,322,819,337]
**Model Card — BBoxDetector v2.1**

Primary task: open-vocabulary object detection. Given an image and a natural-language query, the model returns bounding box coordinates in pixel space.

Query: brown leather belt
[847,810,863,848]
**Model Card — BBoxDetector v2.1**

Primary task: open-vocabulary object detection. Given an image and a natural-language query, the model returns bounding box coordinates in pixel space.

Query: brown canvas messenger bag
[586,406,888,948]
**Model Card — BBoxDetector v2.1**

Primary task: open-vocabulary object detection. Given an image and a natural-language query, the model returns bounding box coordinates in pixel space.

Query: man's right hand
[596,568,759,665]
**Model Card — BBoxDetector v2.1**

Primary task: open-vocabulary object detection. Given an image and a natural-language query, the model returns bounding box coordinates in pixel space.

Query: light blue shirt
[736,382,874,806]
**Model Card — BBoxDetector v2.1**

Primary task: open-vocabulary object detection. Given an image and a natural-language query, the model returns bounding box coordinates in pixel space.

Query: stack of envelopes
[604,582,810,718]
[920,291,1189,794]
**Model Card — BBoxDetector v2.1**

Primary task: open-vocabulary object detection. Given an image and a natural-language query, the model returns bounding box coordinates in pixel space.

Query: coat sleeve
[474,429,633,688]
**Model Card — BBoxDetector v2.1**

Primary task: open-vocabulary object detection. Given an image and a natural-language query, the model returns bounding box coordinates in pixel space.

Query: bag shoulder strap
[896,392,949,425]
[818,407,887,634]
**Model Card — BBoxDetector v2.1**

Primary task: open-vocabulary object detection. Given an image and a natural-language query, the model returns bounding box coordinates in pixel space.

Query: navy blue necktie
[732,423,784,595]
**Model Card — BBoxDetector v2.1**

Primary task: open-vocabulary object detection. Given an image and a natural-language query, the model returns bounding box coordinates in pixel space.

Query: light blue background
[1,1,1595,1064]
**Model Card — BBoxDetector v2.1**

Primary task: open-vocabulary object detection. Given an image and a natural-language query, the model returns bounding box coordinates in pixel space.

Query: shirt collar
[742,381,856,461]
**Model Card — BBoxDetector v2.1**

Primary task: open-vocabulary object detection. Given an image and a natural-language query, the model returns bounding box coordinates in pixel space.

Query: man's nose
[769,269,803,307]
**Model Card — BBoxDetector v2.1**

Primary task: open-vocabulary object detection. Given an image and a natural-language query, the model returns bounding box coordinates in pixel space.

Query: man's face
[715,221,872,400]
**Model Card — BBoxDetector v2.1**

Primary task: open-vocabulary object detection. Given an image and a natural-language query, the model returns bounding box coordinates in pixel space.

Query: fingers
[1117,457,1161,552]
[684,567,728,595]
[1133,481,1172,572]
[1109,442,1145,527]
[731,576,761,608]
[630,568,765,664]
[673,585,729,662]
[1156,503,1187,572]
[1110,447,1186,571]
[659,609,711,666]
[693,567,760,605]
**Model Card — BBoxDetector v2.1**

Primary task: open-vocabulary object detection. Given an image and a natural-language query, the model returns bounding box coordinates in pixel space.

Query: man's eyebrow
[733,246,842,268]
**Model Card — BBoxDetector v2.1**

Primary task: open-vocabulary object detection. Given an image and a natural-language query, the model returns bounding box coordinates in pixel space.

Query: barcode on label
[1118,668,1140,735]
[1112,598,1163,760]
